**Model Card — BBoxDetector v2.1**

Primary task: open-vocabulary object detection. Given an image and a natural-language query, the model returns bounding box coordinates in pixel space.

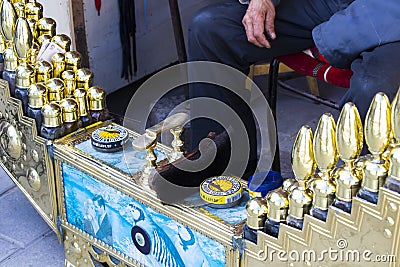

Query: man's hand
[242,0,276,48]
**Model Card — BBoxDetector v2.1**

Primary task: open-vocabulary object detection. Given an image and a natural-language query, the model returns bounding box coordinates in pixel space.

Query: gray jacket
[313,0,400,68]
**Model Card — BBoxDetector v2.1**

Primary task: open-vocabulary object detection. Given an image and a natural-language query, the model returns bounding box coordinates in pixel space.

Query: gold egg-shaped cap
[1,0,18,42]
[365,92,391,155]
[59,98,78,123]
[246,197,268,230]
[64,51,81,71]
[292,125,315,185]
[0,33,6,53]
[51,34,70,51]
[13,2,25,18]
[75,68,93,90]
[4,47,18,70]
[336,102,363,161]
[313,113,338,172]
[35,59,52,82]
[282,178,299,193]
[391,88,400,142]
[28,82,47,108]
[266,189,289,222]
[61,70,75,96]
[25,1,42,21]
[362,160,387,193]
[46,78,64,101]
[87,86,106,111]
[14,17,33,60]
[36,17,56,37]
[73,88,88,116]
[15,63,35,88]
[288,187,313,219]
[388,147,400,181]
[41,102,62,127]
[51,52,65,78]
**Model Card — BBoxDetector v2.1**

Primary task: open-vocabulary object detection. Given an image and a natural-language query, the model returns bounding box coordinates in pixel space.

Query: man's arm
[313,0,400,68]
[241,0,278,48]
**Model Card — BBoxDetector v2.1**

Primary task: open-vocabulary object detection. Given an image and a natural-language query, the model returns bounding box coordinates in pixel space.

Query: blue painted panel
[63,163,226,267]
[75,139,167,175]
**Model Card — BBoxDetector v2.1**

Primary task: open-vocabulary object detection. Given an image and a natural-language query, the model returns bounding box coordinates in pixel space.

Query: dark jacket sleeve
[312,0,400,68]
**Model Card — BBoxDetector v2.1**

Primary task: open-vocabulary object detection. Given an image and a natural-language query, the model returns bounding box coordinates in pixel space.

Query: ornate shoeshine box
[52,121,247,267]
[0,80,59,236]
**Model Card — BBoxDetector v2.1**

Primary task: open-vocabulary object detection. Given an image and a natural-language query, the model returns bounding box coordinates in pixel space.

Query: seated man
[188,0,400,177]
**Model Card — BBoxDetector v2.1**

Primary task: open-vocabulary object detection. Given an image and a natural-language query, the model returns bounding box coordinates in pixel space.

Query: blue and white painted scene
[63,164,226,267]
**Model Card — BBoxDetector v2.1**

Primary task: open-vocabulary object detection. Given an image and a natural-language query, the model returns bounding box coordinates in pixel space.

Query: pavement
[0,75,344,266]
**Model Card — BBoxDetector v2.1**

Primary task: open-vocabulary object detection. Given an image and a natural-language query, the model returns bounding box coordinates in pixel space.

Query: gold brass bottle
[64,51,81,72]
[244,197,268,243]
[384,147,400,193]
[59,98,80,135]
[51,34,71,52]
[1,0,18,96]
[87,86,109,122]
[61,70,75,97]
[35,59,52,82]
[51,52,65,78]
[27,82,47,132]
[282,178,299,193]
[46,78,65,102]
[40,102,65,140]
[73,88,91,127]
[357,93,391,204]
[13,0,25,18]
[25,0,43,21]
[383,87,400,160]
[14,17,34,114]
[75,68,93,90]
[310,113,338,221]
[286,125,315,230]
[332,102,363,213]
[28,41,39,64]
[36,17,56,39]
[264,189,289,237]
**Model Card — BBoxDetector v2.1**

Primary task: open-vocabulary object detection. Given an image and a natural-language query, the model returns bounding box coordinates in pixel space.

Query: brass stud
[384,229,392,238]
[389,202,398,212]
[31,149,39,162]
[387,217,395,226]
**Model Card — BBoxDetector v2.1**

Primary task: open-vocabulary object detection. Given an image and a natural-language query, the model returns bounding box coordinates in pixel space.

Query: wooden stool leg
[268,58,281,173]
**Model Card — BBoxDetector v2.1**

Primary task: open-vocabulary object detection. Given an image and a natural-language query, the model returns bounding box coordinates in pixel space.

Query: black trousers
[188,0,400,175]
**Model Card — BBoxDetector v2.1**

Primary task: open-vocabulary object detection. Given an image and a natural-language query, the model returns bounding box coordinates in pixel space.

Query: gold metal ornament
[46,77,65,102]
[246,197,268,230]
[75,68,93,90]
[51,34,71,51]
[36,17,56,38]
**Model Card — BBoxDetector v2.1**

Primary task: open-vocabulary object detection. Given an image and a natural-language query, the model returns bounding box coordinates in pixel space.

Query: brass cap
[13,2,25,18]
[64,51,81,71]
[391,89,400,141]
[4,47,18,71]
[75,68,93,90]
[266,189,289,222]
[25,1,43,21]
[0,34,6,53]
[51,34,71,51]
[246,197,268,230]
[73,88,88,116]
[15,63,35,88]
[87,86,106,111]
[1,0,18,42]
[61,70,76,96]
[46,78,65,102]
[28,82,47,108]
[312,178,336,210]
[389,147,400,181]
[282,178,299,193]
[35,59,52,82]
[41,102,62,127]
[333,167,361,201]
[36,17,56,37]
[37,33,51,46]
[51,52,65,78]
[59,98,78,123]
[361,160,388,192]
[28,41,39,64]
[288,187,313,219]
[14,17,33,60]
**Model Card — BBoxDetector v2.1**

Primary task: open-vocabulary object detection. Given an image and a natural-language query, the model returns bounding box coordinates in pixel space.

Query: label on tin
[200,176,242,206]
[91,125,129,152]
